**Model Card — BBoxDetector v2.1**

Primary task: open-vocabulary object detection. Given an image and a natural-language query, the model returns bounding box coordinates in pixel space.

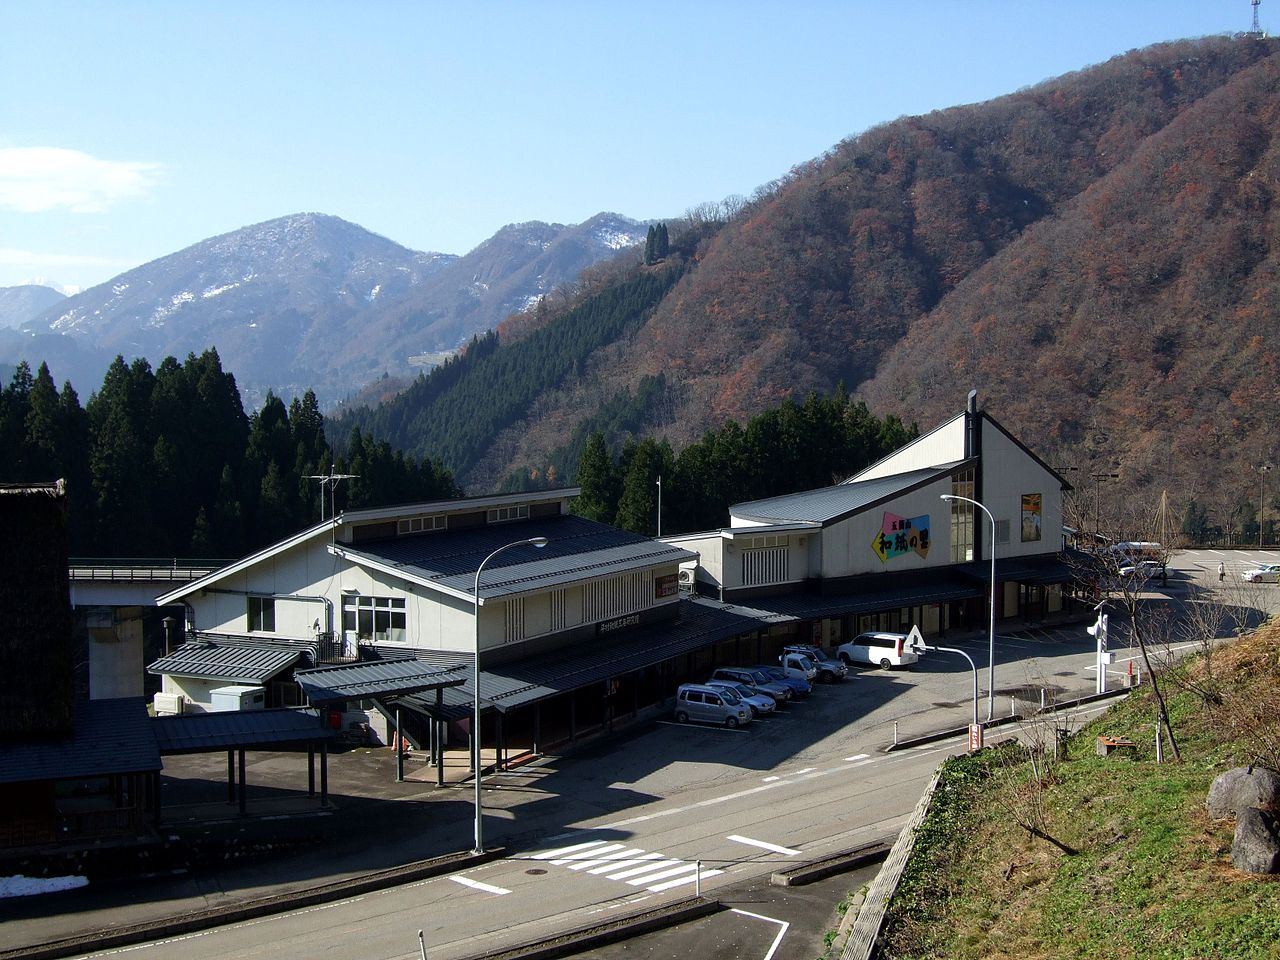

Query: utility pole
[1090,470,1120,545]
[1261,465,1272,547]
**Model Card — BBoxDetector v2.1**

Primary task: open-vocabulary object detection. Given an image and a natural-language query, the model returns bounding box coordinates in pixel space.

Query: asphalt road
[53,548,1277,960]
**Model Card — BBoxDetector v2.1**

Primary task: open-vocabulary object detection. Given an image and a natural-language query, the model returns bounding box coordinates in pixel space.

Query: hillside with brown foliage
[348,37,1280,530]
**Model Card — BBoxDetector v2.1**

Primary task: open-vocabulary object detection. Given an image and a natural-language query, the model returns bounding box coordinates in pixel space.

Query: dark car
[752,665,812,699]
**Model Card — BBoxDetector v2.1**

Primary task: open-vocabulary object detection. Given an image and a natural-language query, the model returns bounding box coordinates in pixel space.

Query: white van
[674,683,753,728]
[836,631,920,670]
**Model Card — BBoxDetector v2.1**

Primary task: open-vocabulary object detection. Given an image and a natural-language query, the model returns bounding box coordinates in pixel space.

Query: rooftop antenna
[1249,0,1267,38]
[307,464,358,522]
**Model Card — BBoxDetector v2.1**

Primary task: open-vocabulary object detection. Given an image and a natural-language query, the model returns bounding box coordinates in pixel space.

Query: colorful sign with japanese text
[1021,493,1042,542]
[872,512,930,563]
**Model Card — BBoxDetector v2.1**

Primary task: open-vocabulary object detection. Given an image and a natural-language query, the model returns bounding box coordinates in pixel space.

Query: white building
[665,392,1076,646]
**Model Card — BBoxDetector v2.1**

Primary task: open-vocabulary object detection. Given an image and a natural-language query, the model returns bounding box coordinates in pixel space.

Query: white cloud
[0,147,161,213]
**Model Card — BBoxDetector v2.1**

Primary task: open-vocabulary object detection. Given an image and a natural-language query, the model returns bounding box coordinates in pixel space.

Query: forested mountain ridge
[343,36,1280,530]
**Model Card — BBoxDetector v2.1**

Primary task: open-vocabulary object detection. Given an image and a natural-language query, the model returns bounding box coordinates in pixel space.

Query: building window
[341,596,407,642]
[950,468,975,563]
[397,514,446,535]
[248,596,275,632]
[994,518,1010,545]
[583,571,649,622]
[487,505,530,524]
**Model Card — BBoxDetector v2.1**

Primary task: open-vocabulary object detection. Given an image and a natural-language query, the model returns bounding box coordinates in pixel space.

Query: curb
[453,896,721,960]
[770,840,892,887]
[0,848,505,960]
[883,686,1133,752]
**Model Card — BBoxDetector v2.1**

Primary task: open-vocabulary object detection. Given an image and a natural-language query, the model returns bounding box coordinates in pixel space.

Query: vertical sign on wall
[1021,493,1042,542]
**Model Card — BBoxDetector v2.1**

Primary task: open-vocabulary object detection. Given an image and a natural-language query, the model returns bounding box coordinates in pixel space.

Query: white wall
[821,476,954,578]
[978,420,1063,560]
[665,533,725,590]
[852,415,966,481]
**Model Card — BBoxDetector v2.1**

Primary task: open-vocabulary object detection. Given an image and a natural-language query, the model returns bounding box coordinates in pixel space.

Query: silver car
[674,683,753,728]
[1242,563,1280,583]
[706,679,776,717]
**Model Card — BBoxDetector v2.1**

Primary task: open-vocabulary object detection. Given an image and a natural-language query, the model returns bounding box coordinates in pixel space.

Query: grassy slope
[878,621,1280,960]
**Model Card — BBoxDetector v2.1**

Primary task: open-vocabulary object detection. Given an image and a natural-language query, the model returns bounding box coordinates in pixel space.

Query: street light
[941,494,998,722]
[473,535,548,854]
[1261,465,1272,548]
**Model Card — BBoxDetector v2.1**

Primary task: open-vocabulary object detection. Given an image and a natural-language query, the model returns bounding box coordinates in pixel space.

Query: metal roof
[958,553,1079,585]
[731,464,960,526]
[394,598,767,720]
[726,571,983,622]
[294,658,468,705]
[152,708,336,754]
[147,639,303,683]
[336,514,697,601]
[0,698,161,785]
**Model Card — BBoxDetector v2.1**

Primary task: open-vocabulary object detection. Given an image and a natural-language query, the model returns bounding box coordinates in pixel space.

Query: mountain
[338,35,1280,526]
[0,285,65,330]
[14,212,645,408]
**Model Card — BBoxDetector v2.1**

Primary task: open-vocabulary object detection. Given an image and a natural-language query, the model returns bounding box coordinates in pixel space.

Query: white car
[1119,559,1164,579]
[837,631,920,670]
[1242,563,1280,583]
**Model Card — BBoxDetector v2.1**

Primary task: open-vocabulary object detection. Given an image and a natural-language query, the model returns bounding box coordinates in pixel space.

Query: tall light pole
[941,494,997,722]
[655,475,662,538]
[473,535,548,854]
[1261,465,1272,548]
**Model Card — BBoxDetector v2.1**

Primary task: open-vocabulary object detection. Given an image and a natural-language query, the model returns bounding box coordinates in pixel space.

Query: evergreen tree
[656,222,669,260]
[644,225,656,265]
[572,432,619,524]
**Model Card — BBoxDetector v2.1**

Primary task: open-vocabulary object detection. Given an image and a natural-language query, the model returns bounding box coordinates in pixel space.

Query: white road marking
[448,876,511,896]
[762,775,780,782]
[531,840,607,860]
[728,834,801,856]
[567,847,646,871]
[607,858,683,881]
[587,852,664,875]
[551,842,627,865]
[628,863,698,886]
[648,868,724,892]
[730,907,790,960]
[793,767,814,775]
[844,753,870,761]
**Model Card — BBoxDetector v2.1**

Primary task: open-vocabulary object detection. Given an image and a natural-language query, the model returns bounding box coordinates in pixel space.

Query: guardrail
[68,558,225,582]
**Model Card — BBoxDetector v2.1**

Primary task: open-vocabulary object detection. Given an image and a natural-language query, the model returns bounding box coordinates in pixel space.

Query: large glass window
[248,596,275,632]
[950,469,975,563]
[341,596,407,642]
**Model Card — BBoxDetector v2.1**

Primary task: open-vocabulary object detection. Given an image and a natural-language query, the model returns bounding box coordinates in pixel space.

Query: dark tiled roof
[395,598,767,720]
[152,708,336,754]
[958,552,1079,585]
[732,465,959,526]
[148,639,303,683]
[727,571,983,622]
[340,514,696,600]
[0,698,160,785]
[295,658,467,705]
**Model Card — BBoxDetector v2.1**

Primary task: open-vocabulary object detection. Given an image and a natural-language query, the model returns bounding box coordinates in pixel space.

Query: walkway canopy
[294,658,467,706]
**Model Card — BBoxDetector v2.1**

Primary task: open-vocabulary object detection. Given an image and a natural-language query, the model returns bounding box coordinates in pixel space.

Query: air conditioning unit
[678,568,696,585]
[153,692,185,715]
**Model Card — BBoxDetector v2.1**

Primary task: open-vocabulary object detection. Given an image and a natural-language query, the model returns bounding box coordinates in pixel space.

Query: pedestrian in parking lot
[1218,560,1225,582]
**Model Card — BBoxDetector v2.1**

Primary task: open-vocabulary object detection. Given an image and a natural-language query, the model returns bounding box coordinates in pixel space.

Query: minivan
[836,631,920,670]
[674,683,753,728]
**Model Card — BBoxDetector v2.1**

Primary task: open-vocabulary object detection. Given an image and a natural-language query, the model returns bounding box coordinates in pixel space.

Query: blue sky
[0,1,1252,292]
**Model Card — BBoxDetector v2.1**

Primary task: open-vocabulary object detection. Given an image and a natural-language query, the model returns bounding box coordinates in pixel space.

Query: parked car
[1119,559,1165,579]
[705,679,776,717]
[782,644,848,682]
[776,651,819,683]
[1242,563,1280,583]
[837,631,920,670]
[673,683,753,728]
[709,666,792,703]
[753,664,812,698]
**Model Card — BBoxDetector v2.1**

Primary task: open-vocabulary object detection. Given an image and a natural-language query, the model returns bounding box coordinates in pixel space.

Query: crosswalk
[527,838,724,892]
